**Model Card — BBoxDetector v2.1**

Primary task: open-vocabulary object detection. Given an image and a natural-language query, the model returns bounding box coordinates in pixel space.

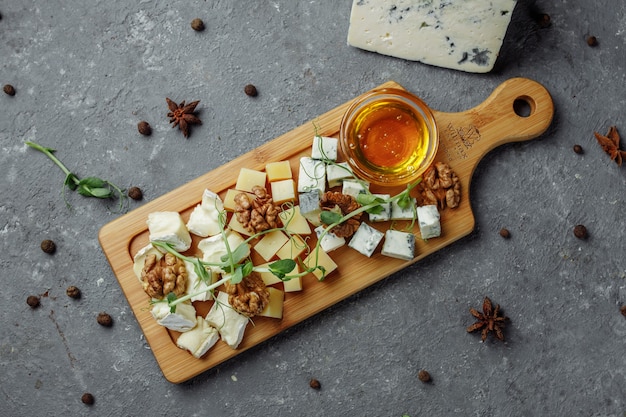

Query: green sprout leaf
[166,292,177,313]
[320,210,343,225]
[268,259,296,279]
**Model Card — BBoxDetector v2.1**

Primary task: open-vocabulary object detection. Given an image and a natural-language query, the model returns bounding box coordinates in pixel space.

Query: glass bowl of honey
[339,88,439,187]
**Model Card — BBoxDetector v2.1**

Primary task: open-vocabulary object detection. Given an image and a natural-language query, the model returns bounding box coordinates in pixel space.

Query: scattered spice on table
[81,393,95,405]
[244,84,258,97]
[620,305,626,317]
[191,18,205,31]
[467,296,508,342]
[309,378,321,390]
[594,125,626,166]
[40,239,56,254]
[573,224,588,240]
[137,121,152,136]
[97,312,113,327]
[128,186,143,200]
[418,370,431,383]
[573,144,583,154]
[499,228,511,239]
[27,295,41,308]
[66,286,81,299]
[586,36,598,47]
[166,98,202,138]
[537,13,551,28]
[3,84,16,96]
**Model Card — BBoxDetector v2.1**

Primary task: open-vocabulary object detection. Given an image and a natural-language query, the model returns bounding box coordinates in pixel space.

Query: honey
[340,88,438,186]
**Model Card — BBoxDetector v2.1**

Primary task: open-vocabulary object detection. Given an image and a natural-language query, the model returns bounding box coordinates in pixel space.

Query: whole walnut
[141,253,188,299]
[225,272,270,317]
[320,191,361,238]
[234,186,281,234]
[418,162,461,209]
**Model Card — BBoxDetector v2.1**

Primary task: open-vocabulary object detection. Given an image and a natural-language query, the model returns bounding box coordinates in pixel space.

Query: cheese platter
[99,78,553,383]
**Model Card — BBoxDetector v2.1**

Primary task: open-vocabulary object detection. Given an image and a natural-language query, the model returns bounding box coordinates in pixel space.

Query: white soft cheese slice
[205,291,249,349]
[187,189,225,237]
[147,211,192,252]
[347,0,517,73]
[416,204,441,239]
[198,230,250,274]
[184,260,214,302]
[176,316,220,358]
[151,301,197,332]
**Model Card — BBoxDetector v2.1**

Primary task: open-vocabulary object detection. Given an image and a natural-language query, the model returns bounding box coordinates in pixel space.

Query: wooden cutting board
[99,78,553,383]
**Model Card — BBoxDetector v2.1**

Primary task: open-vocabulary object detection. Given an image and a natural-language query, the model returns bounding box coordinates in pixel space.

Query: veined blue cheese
[348,223,384,257]
[299,191,322,226]
[342,179,369,199]
[416,204,441,239]
[381,230,415,260]
[368,194,391,222]
[326,162,353,188]
[311,136,338,161]
[314,225,346,252]
[297,157,326,194]
[391,198,416,220]
[347,0,517,73]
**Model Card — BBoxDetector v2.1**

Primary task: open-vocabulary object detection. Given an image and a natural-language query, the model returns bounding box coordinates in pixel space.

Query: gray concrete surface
[2,0,626,415]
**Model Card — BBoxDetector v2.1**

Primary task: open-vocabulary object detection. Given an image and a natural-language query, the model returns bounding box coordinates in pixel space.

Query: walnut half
[320,191,362,238]
[418,162,461,209]
[225,272,270,317]
[234,185,281,234]
[141,253,188,299]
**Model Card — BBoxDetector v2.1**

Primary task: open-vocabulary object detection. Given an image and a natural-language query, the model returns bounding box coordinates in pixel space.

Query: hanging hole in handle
[513,96,536,118]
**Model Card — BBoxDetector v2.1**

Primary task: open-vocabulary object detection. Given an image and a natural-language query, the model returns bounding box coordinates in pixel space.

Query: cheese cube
[283,276,302,292]
[257,262,284,286]
[265,160,292,181]
[176,316,220,358]
[314,225,346,252]
[147,211,192,252]
[205,291,249,349]
[235,168,267,192]
[278,206,311,235]
[223,189,254,211]
[303,248,338,281]
[276,234,308,260]
[326,162,353,188]
[347,0,518,73]
[311,136,338,161]
[298,191,322,226]
[228,214,252,236]
[258,287,284,319]
[367,194,391,223]
[151,301,197,332]
[417,205,441,239]
[270,179,296,204]
[254,230,289,261]
[342,179,369,199]
[198,231,250,274]
[348,223,384,257]
[381,230,416,261]
[133,243,163,280]
[391,198,416,220]
[185,260,216,302]
[187,190,225,237]
[297,157,326,194]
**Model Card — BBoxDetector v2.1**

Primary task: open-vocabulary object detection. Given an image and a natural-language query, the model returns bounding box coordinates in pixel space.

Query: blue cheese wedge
[368,194,391,222]
[297,157,326,194]
[186,189,225,237]
[391,198,416,220]
[381,230,415,260]
[314,225,346,252]
[347,0,517,73]
[311,136,338,161]
[416,204,441,239]
[205,291,249,349]
[348,223,384,257]
[342,179,369,199]
[176,316,220,358]
[151,301,197,332]
[299,191,322,226]
[326,162,354,188]
[147,211,192,252]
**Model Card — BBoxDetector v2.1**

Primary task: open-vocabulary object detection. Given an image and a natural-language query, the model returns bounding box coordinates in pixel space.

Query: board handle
[431,77,554,170]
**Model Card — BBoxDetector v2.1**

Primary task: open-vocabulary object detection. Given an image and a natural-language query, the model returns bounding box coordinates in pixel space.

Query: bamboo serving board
[99,78,553,383]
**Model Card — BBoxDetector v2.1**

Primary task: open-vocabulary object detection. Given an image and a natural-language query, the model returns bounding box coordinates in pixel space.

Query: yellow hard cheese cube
[279,206,311,235]
[257,262,283,286]
[254,230,289,261]
[276,234,308,260]
[265,161,292,181]
[303,248,337,281]
[259,287,284,319]
[283,276,302,292]
[270,179,296,204]
[223,189,253,211]
[235,168,267,192]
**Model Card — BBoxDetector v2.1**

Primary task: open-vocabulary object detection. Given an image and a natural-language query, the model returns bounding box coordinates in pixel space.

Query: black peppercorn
[66,286,81,299]
[309,378,321,390]
[499,228,511,239]
[137,121,152,136]
[573,144,583,154]
[573,224,588,240]
[191,18,205,31]
[586,36,598,47]
[128,186,143,200]
[3,84,15,96]
[538,13,551,28]
[244,84,258,97]
[620,305,626,317]
[418,370,431,383]
[97,312,113,327]
[40,239,56,254]
[27,295,40,308]
[81,393,95,405]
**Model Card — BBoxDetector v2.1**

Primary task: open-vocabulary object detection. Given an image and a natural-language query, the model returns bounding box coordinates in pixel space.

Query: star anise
[594,125,626,166]
[166,98,202,138]
[467,296,508,342]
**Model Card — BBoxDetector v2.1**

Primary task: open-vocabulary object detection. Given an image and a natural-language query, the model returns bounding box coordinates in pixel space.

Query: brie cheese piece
[176,316,220,358]
[147,211,192,252]
[205,291,249,349]
[186,189,225,237]
[347,0,518,73]
[184,260,214,302]
[198,230,250,274]
[151,301,197,332]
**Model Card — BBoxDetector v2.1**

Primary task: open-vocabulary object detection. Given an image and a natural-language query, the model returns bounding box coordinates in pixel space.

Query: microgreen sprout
[26,141,127,211]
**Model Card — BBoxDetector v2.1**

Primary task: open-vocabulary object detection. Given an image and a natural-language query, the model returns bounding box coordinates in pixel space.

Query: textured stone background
[2,0,625,416]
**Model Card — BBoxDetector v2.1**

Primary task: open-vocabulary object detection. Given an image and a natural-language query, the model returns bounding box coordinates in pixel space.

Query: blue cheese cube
[347,0,518,73]
[368,194,391,222]
[417,204,441,239]
[342,179,369,199]
[298,191,322,226]
[348,223,384,257]
[147,211,192,252]
[391,198,416,220]
[297,157,326,194]
[205,291,249,349]
[314,225,346,252]
[326,162,354,188]
[311,136,338,161]
[381,230,415,260]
